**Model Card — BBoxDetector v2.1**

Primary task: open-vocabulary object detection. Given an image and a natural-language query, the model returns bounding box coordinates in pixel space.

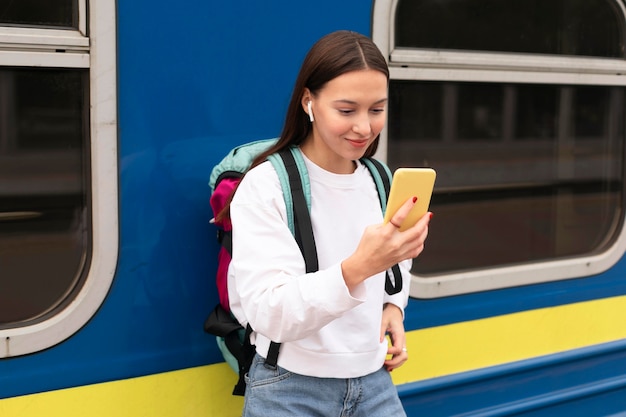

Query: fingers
[413,211,433,235]
[388,196,417,230]
[385,344,408,371]
[380,303,403,342]
[382,304,407,371]
[380,322,387,343]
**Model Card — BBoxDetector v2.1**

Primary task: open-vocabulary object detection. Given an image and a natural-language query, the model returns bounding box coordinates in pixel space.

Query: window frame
[0,0,118,356]
[373,0,626,298]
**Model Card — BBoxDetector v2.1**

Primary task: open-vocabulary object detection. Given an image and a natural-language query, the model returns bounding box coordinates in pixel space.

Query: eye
[370,107,385,114]
[338,109,355,115]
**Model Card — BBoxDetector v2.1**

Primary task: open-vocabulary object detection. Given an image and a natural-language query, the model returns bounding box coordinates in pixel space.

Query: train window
[388,81,624,274]
[0,3,117,356]
[373,0,626,297]
[395,0,625,58]
[0,68,89,325]
[0,0,78,29]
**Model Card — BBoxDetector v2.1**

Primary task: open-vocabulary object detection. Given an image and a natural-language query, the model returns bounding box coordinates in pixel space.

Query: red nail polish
[412,196,417,203]
[429,212,434,220]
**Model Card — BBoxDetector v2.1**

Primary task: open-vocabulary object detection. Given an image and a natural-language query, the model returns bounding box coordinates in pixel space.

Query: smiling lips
[346,138,370,148]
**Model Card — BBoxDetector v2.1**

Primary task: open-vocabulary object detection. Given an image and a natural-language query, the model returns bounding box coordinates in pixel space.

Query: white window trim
[391,49,626,76]
[0,0,118,357]
[372,0,626,298]
[0,27,89,52]
[0,50,88,67]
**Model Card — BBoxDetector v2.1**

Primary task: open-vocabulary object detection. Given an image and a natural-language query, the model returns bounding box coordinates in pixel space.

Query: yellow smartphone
[383,168,436,231]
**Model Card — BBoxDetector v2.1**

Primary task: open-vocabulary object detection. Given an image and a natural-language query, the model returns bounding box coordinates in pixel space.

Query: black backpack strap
[218,229,233,255]
[248,149,319,370]
[265,342,281,368]
[361,158,403,295]
[277,148,319,273]
[385,264,403,295]
[232,324,256,396]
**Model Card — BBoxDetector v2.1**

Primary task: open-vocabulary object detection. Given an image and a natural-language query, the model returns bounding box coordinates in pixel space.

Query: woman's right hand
[341,196,432,291]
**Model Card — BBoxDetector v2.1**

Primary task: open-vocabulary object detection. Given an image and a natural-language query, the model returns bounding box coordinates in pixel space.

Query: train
[2,0,626,415]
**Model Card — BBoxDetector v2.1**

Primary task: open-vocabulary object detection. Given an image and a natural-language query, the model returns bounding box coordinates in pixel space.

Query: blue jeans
[242,354,407,417]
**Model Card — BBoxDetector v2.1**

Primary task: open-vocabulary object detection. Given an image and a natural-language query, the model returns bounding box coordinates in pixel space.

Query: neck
[299,138,357,174]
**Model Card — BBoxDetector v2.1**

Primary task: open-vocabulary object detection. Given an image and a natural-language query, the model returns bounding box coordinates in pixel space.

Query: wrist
[383,302,404,320]
[341,255,367,291]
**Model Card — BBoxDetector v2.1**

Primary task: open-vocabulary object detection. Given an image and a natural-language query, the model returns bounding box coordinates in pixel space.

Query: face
[301,69,388,174]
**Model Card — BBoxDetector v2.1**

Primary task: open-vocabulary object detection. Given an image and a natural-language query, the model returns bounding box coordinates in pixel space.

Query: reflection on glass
[388,81,624,274]
[0,68,89,325]
[395,0,625,58]
[0,0,77,29]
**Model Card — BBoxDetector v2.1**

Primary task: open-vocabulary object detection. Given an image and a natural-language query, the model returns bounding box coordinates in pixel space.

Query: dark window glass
[0,68,89,326]
[0,0,77,29]
[395,0,625,58]
[388,80,624,275]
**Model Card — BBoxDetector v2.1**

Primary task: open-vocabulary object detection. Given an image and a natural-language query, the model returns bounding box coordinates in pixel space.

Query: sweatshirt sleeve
[227,162,364,343]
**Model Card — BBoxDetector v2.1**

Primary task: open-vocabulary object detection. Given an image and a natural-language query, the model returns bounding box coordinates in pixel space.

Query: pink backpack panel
[209,176,239,312]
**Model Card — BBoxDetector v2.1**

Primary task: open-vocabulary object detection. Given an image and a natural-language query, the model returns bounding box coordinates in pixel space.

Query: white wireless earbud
[307,101,314,122]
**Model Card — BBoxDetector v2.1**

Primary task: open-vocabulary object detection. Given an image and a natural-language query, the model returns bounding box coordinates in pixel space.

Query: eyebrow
[333,98,388,105]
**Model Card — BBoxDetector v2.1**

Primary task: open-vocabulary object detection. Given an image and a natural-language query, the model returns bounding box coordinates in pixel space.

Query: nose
[352,113,372,136]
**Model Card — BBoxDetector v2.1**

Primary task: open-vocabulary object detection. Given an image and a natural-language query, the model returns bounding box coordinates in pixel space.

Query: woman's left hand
[380,303,408,371]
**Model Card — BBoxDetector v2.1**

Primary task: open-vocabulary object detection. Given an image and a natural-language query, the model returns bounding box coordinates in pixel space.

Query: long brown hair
[217,31,389,220]
[252,30,389,168]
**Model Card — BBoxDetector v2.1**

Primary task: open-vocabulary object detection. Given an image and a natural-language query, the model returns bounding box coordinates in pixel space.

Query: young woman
[227,30,432,416]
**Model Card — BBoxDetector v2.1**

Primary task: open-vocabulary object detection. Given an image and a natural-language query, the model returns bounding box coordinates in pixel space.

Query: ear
[301,88,312,115]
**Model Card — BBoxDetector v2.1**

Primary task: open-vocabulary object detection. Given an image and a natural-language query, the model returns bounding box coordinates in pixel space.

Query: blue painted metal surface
[0,0,374,400]
[399,339,626,416]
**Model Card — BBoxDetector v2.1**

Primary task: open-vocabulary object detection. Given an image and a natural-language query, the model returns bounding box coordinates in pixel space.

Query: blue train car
[1,1,626,416]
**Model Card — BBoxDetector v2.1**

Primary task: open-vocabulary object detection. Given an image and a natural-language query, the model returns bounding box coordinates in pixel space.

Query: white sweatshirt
[228,153,411,378]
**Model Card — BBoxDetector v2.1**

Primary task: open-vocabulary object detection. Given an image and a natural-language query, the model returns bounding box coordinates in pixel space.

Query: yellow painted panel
[391,294,626,385]
[0,363,243,417]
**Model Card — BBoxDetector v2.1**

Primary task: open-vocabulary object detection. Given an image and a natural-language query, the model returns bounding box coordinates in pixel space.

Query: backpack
[203,138,403,396]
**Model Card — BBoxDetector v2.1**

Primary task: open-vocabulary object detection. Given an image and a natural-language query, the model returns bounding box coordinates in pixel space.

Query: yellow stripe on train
[392,294,626,385]
[0,363,244,417]
[2,294,626,417]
